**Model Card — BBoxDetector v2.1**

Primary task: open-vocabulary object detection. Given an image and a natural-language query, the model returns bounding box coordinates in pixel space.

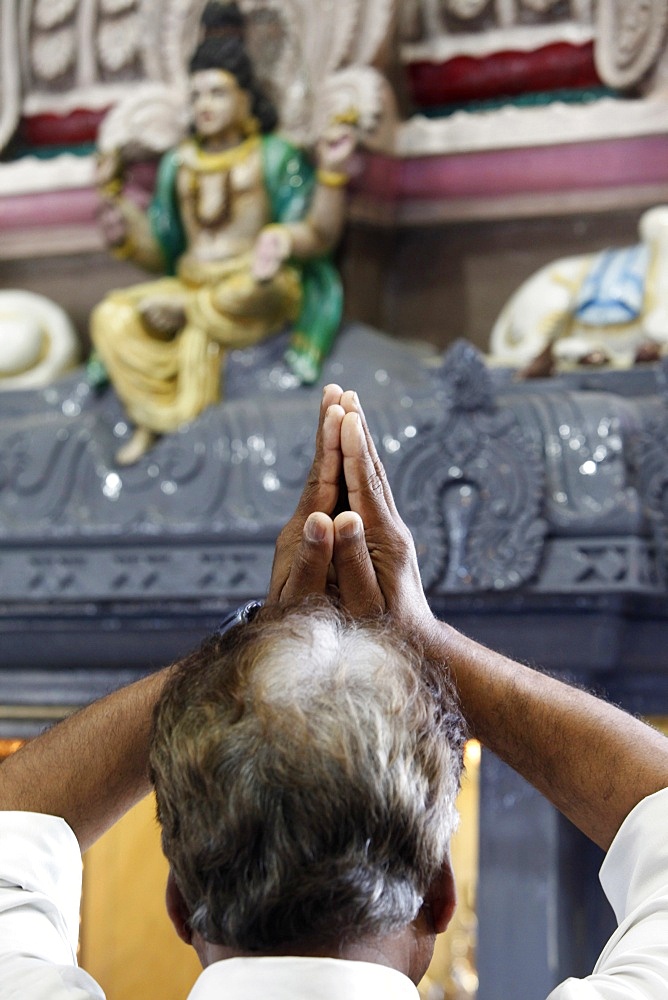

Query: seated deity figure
[91,2,356,465]
[489,205,668,377]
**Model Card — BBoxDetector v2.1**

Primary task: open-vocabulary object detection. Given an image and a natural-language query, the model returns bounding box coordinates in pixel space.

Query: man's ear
[425,858,457,934]
[166,870,193,945]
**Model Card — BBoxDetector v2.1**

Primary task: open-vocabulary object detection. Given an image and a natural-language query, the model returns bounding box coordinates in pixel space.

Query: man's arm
[0,385,346,853]
[273,389,668,851]
[0,668,171,852]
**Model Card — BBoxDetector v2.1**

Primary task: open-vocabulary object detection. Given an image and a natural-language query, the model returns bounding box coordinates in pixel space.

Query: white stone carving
[397,91,668,156]
[410,0,595,38]
[494,0,517,28]
[0,154,94,198]
[96,0,397,159]
[33,0,78,31]
[521,0,561,13]
[396,0,668,157]
[97,13,141,73]
[446,0,491,20]
[595,0,668,90]
[401,15,594,61]
[101,0,137,13]
[346,0,396,65]
[0,0,21,152]
[3,0,668,204]
[32,27,77,81]
[488,206,668,370]
[0,291,80,391]
[570,0,593,20]
[314,66,397,151]
[97,82,190,157]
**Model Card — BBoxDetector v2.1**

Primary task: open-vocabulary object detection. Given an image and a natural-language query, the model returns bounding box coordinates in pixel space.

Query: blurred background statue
[489,205,668,377]
[0,290,79,391]
[91,1,387,465]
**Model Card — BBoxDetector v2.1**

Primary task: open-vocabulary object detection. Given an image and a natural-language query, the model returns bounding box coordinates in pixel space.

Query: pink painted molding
[2,133,667,248]
[352,134,668,202]
[0,187,99,230]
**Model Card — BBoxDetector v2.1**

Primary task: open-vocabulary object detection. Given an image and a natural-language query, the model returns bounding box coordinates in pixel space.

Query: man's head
[150,598,466,976]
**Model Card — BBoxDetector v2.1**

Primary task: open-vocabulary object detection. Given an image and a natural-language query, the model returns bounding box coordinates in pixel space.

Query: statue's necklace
[181,136,260,229]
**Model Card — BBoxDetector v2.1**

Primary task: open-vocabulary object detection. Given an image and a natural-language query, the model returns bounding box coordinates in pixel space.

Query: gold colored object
[91,257,302,435]
[243,114,260,136]
[333,107,360,126]
[100,178,123,198]
[316,168,349,188]
[180,135,260,174]
[110,235,136,261]
[0,738,24,759]
[180,136,261,229]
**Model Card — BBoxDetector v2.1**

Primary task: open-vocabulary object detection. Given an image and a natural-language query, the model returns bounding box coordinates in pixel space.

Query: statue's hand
[316,119,358,176]
[95,150,122,190]
[252,225,293,282]
[97,199,129,250]
[138,298,186,340]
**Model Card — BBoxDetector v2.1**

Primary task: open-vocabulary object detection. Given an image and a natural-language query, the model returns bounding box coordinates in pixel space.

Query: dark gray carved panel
[394,342,547,591]
[627,358,668,586]
[2,324,668,1000]
[1,325,668,609]
[536,537,659,592]
[0,544,273,601]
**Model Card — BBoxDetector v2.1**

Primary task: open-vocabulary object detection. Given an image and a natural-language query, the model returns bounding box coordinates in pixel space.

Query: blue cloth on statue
[574,244,649,326]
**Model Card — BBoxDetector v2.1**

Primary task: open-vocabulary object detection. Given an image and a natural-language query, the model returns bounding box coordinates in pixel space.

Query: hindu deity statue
[92,2,357,464]
[489,205,668,376]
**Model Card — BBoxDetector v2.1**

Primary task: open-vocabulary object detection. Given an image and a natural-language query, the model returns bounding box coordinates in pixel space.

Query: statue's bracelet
[215,600,264,636]
[316,168,349,188]
[110,235,135,261]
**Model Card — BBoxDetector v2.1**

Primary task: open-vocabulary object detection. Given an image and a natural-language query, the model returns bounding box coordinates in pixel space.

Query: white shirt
[2,790,668,999]
[548,788,668,999]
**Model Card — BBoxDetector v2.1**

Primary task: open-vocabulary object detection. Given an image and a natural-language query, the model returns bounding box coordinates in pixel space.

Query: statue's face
[189,69,250,141]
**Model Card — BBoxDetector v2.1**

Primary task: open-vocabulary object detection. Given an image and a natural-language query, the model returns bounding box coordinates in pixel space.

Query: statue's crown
[200,1,245,41]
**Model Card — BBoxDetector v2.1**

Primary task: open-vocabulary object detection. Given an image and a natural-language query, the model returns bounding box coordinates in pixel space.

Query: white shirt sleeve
[549,788,668,999]
[0,811,105,1000]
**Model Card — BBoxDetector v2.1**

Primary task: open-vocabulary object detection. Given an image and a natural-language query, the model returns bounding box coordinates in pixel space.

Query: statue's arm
[101,195,166,272]
[284,122,357,259]
[96,149,181,274]
[254,128,355,281]
[285,179,348,259]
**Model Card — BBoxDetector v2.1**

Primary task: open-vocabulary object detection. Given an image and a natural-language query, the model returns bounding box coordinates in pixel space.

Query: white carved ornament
[33,0,78,31]
[0,0,21,151]
[98,82,190,155]
[32,27,77,82]
[595,0,668,90]
[99,0,397,160]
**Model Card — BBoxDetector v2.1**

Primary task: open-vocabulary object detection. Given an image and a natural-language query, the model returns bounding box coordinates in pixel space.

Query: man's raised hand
[331,392,436,638]
[267,384,344,603]
[268,386,437,646]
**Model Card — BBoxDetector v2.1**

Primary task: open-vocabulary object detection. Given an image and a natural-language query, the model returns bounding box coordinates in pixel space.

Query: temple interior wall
[1,206,648,359]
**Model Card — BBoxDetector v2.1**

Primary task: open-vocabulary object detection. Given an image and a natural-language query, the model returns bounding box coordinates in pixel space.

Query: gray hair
[150,597,466,951]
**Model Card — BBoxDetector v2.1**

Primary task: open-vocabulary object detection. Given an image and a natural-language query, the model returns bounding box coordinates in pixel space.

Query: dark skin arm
[0,386,345,853]
[0,668,172,852]
[2,385,667,855]
[271,388,668,851]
